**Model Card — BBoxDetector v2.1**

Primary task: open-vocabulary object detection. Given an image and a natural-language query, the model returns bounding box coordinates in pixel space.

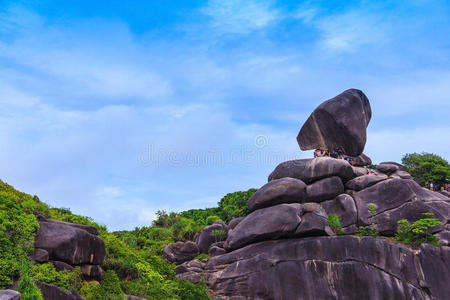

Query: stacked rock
[168,89,450,300]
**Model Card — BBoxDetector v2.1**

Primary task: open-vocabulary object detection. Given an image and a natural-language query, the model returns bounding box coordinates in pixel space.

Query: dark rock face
[209,246,226,257]
[195,221,228,253]
[228,217,244,230]
[0,290,20,300]
[34,220,105,265]
[162,241,199,265]
[36,215,98,235]
[321,194,357,227]
[52,261,74,272]
[379,161,407,171]
[345,174,388,191]
[179,236,449,300]
[297,89,372,156]
[352,166,368,177]
[352,153,372,166]
[306,176,344,202]
[35,281,85,300]
[127,295,147,300]
[81,265,105,281]
[248,177,307,211]
[268,157,353,183]
[30,248,49,263]
[224,204,302,251]
[376,163,399,174]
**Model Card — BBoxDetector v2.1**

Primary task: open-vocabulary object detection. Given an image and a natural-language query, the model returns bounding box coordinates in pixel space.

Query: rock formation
[297,89,371,156]
[166,89,450,299]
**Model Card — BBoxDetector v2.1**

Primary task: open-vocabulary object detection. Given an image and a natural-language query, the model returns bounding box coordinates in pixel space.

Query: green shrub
[80,281,105,300]
[18,273,43,300]
[205,215,222,225]
[368,203,377,217]
[355,226,378,237]
[29,263,81,292]
[101,270,127,300]
[176,278,210,300]
[328,214,343,235]
[218,189,256,223]
[394,213,442,246]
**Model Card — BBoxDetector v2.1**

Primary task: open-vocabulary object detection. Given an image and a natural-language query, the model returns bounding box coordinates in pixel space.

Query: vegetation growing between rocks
[394,213,442,246]
[328,214,343,235]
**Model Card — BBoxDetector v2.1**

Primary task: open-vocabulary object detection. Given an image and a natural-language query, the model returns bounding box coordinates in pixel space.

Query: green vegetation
[394,213,442,246]
[0,179,256,299]
[401,152,450,188]
[327,214,343,235]
[355,203,378,237]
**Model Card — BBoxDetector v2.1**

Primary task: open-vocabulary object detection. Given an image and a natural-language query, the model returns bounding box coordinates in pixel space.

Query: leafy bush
[176,279,210,300]
[205,215,222,225]
[402,152,450,188]
[79,281,104,300]
[29,263,81,292]
[355,226,378,237]
[394,213,442,246]
[101,270,127,300]
[218,189,256,223]
[328,214,343,235]
[18,272,43,300]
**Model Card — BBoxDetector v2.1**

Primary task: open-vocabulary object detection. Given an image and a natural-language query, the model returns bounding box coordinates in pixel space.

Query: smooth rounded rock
[248,177,307,211]
[306,176,344,203]
[345,174,388,191]
[195,221,228,253]
[376,163,399,174]
[297,89,372,156]
[321,194,357,227]
[162,241,199,265]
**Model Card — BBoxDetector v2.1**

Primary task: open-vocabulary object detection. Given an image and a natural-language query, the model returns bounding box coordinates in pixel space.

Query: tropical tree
[401,152,449,188]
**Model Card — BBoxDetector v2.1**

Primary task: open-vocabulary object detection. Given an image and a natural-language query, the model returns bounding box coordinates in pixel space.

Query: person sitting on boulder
[314,149,320,158]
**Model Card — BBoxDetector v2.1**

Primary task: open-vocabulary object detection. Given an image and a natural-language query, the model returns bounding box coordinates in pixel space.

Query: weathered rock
[390,170,413,180]
[439,190,450,198]
[30,248,49,263]
[373,200,449,235]
[306,176,344,203]
[195,221,228,253]
[297,89,372,156]
[405,179,450,202]
[52,261,74,272]
[352,166,369,177]
[321,194,357,227]
[191,236,446,300]
[162,241,199,265]
[352,153,372,166]
[36,215,98,235]
[354,178,416,226]
[224,204,302,251]
[34,221,105,266]
[376,163,399,174]
[81,265,104,281]
[248,177,307,211]
[0,290,20,300]
[228,217,244,230]
[268,157,353,183]
[127,295,147,300]
[345,174,388,191]
[435,230,450,246]
[379,161,407,171]
[209,246,226,257]
[35,281,85,300]
[294,212,333,237]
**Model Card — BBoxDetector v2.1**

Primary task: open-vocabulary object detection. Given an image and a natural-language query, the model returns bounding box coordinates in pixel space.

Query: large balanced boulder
[224,204,302,251]
[297,89,372,156]
[180,236,448,300]
[162,241,199,265]
[34,218,105,265]
[268,157,353,183]
[248,177,307,211]
[195,221,228,253]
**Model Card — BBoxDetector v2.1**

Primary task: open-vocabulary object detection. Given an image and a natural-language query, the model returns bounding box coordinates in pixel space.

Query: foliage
[355,226,378,237]
[49,207,107,235]
[176,279,210,300]
[101,270,127,300]
[18,272,43,300]
[29,263,81,292]
[401,152,450,188]
[367,164,377,170]
[368,203,377,217]
[206,215,222,225]
[394,213,442,246]
[79,281,104,300]
[217,189,256,223]
[328,214,343,235]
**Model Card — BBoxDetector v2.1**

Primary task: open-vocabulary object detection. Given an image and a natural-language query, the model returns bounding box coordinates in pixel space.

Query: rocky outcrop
[35,281,85,300]
[248,177,307,211]
[34,217,105,265]
[195,221,228,253]
[297,89,372,156]
[169,89,450,299]
[162,241,199,265]
[0,290,20,300]
[268,157,353,183]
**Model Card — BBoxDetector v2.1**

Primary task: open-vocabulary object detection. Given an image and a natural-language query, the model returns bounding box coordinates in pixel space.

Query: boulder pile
[167,89,450,300]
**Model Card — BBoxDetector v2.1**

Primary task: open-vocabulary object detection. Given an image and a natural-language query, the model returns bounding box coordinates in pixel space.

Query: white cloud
[202,0,280,34]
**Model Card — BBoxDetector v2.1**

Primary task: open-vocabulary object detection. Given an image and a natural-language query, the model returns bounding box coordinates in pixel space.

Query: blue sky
[1,0,449,230]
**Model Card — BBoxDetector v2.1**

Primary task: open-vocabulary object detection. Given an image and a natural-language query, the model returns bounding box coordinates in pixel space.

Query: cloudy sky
[1,0,449,230]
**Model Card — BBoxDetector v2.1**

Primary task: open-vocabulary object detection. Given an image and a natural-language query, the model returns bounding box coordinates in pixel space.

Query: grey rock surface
[376,163,399,174]
[321,194,357,227]
[35,281,85,300]
[345,174,388,191]
[0,290,20,300]
[34,220,105,266]
[297,89,372,156]
[195,221,228,253]
[352,153,372,166]
[162,241,199,265]
[30,248,49,263]
[248,177,307,211]
[306,176,344,202]
[268,157,353,183]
